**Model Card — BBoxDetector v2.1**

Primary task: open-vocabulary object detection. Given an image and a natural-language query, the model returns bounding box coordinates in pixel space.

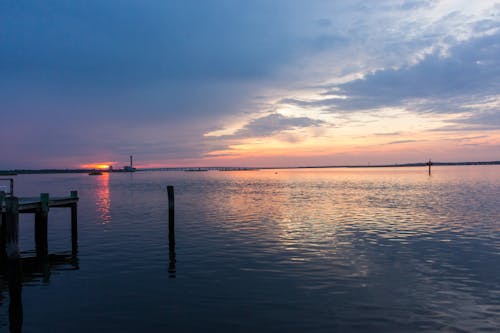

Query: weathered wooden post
[5,196,20,260]
[35,193,49,257]
[427,159,432,176]
[7,257,23,333]
[167,185,176,277]
[9,178,14,197]
[70,190,78,254]
[167,186,175,245]
[0,191,6,257]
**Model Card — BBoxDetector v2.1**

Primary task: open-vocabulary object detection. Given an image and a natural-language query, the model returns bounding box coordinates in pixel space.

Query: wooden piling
[0,191,6,258]
[70,191,78,254]
[0,214,5,258]
[427,159,432,176]
[35,193,49,257]
[0,191,6,255]
[0,189,78,260]
[7,258,23,333]
[5,196,20,259]
[167,186,175,246]
[167,186,176,277]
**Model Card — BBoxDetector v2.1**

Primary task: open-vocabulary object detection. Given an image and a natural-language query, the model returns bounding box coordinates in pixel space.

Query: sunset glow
[1,1,499,169]
[3,2,500,332]
[80,163,112,170]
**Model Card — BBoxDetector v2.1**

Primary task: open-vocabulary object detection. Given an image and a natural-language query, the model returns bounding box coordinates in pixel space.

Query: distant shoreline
[1,160,499,175]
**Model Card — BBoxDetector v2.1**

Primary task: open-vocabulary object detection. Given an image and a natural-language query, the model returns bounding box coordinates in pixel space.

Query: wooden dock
[0,188,78,259]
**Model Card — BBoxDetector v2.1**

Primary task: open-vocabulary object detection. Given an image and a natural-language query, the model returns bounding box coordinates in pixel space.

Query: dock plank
[1,196,78,213]
[1,191,79,260]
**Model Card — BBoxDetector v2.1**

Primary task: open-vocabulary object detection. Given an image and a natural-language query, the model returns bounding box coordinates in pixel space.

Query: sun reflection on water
[95,172,111,224]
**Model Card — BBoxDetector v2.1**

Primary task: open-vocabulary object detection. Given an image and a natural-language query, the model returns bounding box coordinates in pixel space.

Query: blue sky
[1,1,499,168]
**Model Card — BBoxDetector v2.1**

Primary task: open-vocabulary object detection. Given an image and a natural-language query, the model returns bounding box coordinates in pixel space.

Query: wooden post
[427,159,432,176]
[9,178,14,197]
[167,186,175,244]
[7,258,23,333]
[35,193,49,257]
[0,191,6,257]
[70,191,78,254]
[5,196,20,259]
[167,185,176,277]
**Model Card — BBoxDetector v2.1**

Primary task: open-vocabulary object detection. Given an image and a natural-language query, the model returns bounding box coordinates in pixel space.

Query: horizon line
[1,160,500,173]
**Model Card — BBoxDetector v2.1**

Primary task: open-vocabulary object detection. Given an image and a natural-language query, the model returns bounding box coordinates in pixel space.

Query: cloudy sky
[1,0,499,168]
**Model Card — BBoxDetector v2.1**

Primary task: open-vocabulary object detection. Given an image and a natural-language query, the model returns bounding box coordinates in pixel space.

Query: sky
[1,0,499,169]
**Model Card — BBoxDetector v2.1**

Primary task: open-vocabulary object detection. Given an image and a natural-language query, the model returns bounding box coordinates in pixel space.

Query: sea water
[1,166,499,332]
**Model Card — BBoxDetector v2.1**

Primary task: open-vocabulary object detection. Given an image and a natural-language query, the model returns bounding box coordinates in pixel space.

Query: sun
[95,164,110,170]
[80,163,112,170]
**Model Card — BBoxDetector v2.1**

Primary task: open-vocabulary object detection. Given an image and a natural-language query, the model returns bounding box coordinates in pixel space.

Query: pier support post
[0,191,6,257]
[167,186,176,277]
[70,191,78,255]
[8,258,23,333]
[35,193,49,257]
[5,196,20,260]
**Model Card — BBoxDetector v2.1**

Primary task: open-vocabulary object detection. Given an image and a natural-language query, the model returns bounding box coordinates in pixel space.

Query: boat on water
[89,170,103,176]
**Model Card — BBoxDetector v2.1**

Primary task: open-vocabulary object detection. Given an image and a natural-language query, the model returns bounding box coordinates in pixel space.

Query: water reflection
[1,167,498,331]
[95,172,111,224]
[184,167,500,331]
[168,241,176,278]
[0,252,79,332]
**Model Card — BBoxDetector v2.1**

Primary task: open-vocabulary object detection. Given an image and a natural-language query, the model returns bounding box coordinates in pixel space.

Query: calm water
[1,166,500,332]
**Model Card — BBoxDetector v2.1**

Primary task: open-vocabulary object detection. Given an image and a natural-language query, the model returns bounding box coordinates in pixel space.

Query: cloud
[280,31,500,119]
[1,0,499,168]
[342,32,500,108]
[316,18,332,27]
[387,139,421,145]
[428,124,499,132]
[400,0,435,11]
[375,132,401,136]
[213,113,327,140]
